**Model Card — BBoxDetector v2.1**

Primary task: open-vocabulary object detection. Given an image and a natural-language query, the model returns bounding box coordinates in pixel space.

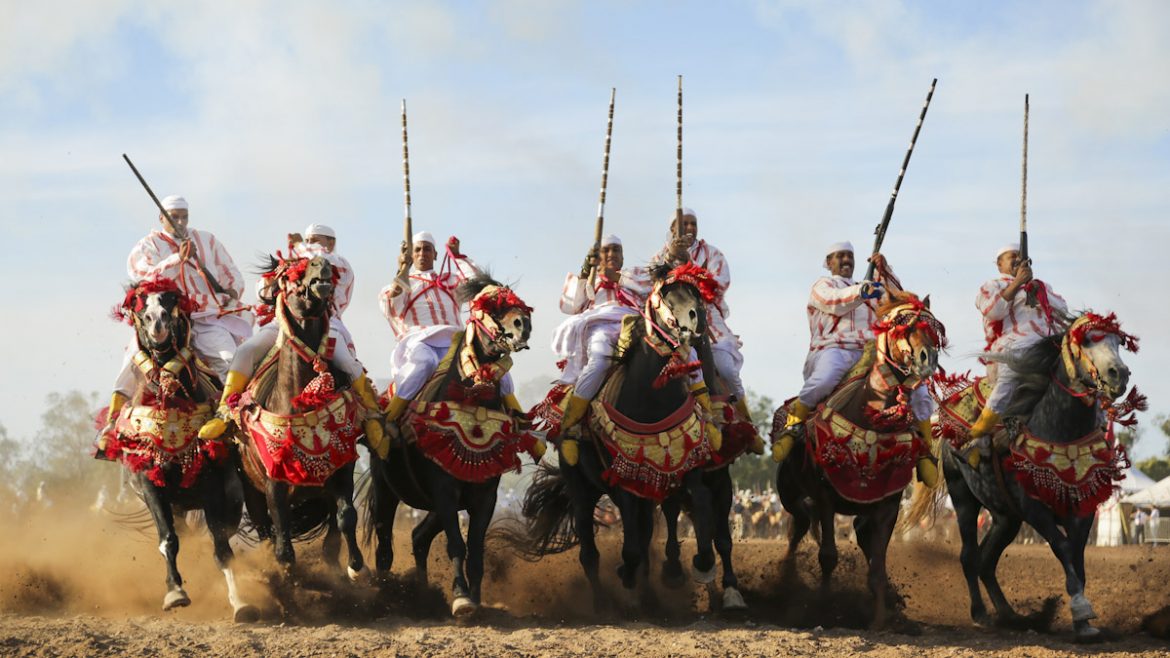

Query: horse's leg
[946,457,990,625]
[1068,515,1094,585]
[140,476,189,611]
[265,480,295,570]
[199,468,259,622]
[429,471,473,617]
[660,495,685,587]
[329,466,365,581]
[634,500,661,610]
[321,507,341,572]
[1026,505,1100,640]
[682,469,717,583]
[813,495,838,591]
[613,492,645,600]
[369,459,399,574]
[978,512,1023,623]
[864,501,900,630]
[563,464,605,613]
[464,482,497,606]
[777,460,810,564]
[411,511,443,587]
[710,470,746,612]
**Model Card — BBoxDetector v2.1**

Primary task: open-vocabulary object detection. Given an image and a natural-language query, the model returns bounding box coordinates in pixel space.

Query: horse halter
[1059,312,1138,403]
[873,301,946,379]
[114,277,200,401]
[643,263,722,350]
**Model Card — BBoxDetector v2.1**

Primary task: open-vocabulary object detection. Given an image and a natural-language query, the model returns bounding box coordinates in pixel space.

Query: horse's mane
[648,263,673,282]
[875,289,922,316]
[989,334,1063,418]
[456,273,503,305]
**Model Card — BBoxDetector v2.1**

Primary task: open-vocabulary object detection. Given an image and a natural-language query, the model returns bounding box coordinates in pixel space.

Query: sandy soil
[2,504,1168,657]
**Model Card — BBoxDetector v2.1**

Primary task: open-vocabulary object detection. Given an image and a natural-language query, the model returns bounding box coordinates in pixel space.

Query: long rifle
[1020,94,1038,307]
[864,78,938,281]
[588,88,617,286]
[122,153,229,296]
[400,99,413,279]
[675,75,684,239]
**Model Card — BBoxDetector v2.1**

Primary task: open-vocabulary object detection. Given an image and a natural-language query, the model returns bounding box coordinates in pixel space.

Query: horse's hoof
[347,565,367,583]
[452,596,478,618]
[163,588,191,611]
[1075,625,1103,643]
[692,563,717,585]
[233,604,261,624]
[722,587,748,612]
[1070,593,1098,622]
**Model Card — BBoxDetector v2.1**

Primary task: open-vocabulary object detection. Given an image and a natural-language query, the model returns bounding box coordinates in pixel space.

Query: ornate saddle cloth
[589,370,712,502]
[932,374,996,447]
[401,331,536,483]
[791,376,923,504]
[110,402,227,488]
[1004,427,1127,517]
[706,396,756,469]
[237,389,362,486]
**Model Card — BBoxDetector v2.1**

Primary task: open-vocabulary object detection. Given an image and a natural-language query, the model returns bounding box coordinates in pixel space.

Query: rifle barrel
[675,75,684,238]
[589,88,617,286]
[401,99,413,271]
[1019,93,1029,262]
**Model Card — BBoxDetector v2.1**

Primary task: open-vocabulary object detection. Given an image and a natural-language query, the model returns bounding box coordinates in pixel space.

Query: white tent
[1121,475,1170,506]
[1096,468,1160,547]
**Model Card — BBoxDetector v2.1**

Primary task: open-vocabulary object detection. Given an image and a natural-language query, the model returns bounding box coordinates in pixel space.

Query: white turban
[996,243,1020,259]
[826,241,854,256]
[413,231,435,246]
[600,234,622,247]
[160,195,188,211]
[681,207,697,219]
[305,224,335,239]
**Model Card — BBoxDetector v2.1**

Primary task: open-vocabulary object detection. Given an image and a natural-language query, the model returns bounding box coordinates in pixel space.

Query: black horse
[770,294,944,629]
[923,312,1137,641]
[366,275,536,617]
[510,264,720,613]
[100,277,257,621]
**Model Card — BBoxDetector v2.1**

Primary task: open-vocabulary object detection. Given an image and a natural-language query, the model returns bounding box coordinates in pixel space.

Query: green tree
[728,390,779,493]
[26,391,120,499]
[1137,457,1170,483]
[0,423,30,506]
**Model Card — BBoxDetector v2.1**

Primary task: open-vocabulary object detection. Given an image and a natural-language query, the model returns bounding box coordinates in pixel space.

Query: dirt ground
[2,504,1168,657]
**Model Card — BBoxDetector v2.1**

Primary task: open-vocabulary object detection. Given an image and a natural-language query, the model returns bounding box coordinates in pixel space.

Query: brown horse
[770,293,945,629]
[230,255,374,578]
[100,276,257,621]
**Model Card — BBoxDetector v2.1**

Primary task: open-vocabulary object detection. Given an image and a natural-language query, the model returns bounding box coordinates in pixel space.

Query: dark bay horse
[100,276,257,621]
[230,255,375,579]
[366,276,537,617]
[769,294,945,629]
[510,264,722,613]
[921,311,1138,641]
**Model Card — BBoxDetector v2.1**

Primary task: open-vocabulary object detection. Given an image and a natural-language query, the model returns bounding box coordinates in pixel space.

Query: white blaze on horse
[921,311,1142,642]
[99,275,257,622]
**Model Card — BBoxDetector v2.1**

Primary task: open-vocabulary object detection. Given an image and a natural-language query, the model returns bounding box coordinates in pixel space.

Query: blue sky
[2,0,1168,458]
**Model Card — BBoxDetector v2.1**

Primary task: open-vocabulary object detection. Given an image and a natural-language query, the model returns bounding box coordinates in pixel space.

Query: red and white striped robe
[127,229,249,320]
[976,276,1068,354]
[378,255,481,340]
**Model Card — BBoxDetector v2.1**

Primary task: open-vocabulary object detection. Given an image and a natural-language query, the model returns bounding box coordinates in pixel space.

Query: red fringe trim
[410,415,529,483]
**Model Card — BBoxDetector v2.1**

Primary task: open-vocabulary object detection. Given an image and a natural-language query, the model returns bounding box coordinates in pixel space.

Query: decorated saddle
[587,370,713,502]
[400,331,539,483]
[931,373,997,448]
[706,395,757,469]
[105,397,229,488]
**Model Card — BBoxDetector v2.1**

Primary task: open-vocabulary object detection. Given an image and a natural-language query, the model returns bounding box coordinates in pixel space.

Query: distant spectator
[1132,507,1148,544]
[1149,507,1161,544]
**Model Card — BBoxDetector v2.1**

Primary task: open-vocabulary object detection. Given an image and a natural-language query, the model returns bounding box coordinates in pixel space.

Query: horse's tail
[899,481,947,533]
[488,462,580,560]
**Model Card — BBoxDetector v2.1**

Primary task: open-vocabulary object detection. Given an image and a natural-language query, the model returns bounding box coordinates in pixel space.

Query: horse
[365,275,538,617]
[228,254,375,580]
[769,293,945,629]
[921,311,1139,641]
[509,263,722,613]
[99,276,258,621]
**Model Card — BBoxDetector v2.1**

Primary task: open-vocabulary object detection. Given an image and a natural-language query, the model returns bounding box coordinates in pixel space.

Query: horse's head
[459,276,533,358]
[114,276,195,352]
[261,254,337,321]
[1063,312,1136,401]
[873,292,946,381]
[646,263,719,348]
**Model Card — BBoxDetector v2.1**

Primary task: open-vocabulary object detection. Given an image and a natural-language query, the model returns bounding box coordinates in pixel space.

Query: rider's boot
[198,370,248,440]
[353,375,388,460]
[733,397,765,455]
[772,399,812,464]
[915,419,939,488]
[965,407,1001,468]
[690,382,723,453]
[503,393,545,461]
[558,394,590,466]
[94,391,128,460]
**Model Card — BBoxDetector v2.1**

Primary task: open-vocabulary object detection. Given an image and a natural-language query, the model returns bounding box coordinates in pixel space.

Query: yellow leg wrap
[529,438,547,462]
[502,393,525,416]
[199,370,248,440]
[560,438,579,466]
[384,395,410,423]
[772,399,812,464]
[734,398,766,455]
[98,392,129,451]
[966,445,982,469]
[559,394,590,432]
[915,419,939,488]
[969,407,1000,439]
[352,376,387,458]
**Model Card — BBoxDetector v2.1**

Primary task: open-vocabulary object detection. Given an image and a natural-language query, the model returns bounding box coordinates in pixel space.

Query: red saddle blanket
[108,403,228,488]
[238,389,361,486]
[1005,428,1127,517]
[404,400,537,483]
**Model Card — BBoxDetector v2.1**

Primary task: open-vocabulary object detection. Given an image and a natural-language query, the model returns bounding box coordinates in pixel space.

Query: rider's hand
[580,246,599,278]
[288,232,303,246]
[860,281,885,300]
[669,235,692,262]
[448,236,461,257]
[868,252,887,272]
[1013,263,1033,286]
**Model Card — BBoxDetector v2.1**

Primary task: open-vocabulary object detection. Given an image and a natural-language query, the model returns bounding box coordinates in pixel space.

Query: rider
[551,234,652,464]
[651,208,758,431]
[966,243,1069,464]
[379,232,529,422]
[103,195,253,439]
[772,241,938,486]
[290,224,357,355]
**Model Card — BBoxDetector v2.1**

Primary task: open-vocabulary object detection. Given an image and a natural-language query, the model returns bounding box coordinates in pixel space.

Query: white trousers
[571,328,620,400]
[230,324,364,381]
[112,315,251,395]
[800,347,933,419]
[711,340,745,398]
